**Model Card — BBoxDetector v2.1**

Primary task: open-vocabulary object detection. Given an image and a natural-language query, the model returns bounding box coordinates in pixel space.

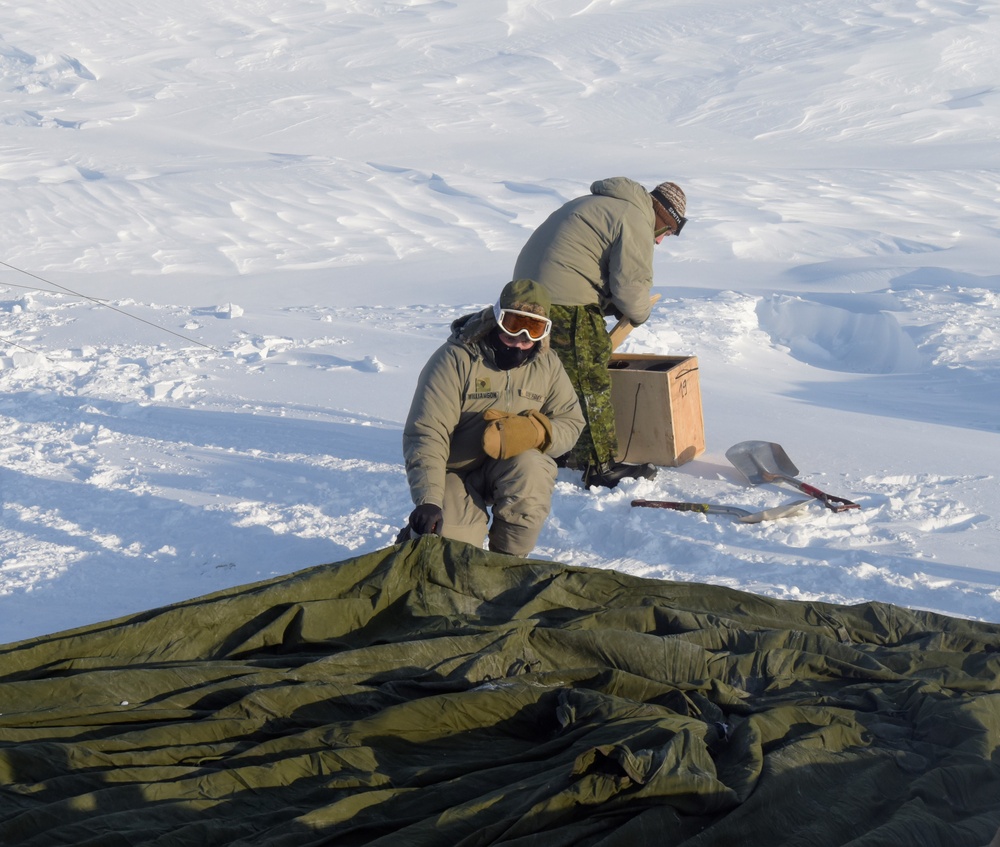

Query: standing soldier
[402,279,584,556]
[513,177,687,489]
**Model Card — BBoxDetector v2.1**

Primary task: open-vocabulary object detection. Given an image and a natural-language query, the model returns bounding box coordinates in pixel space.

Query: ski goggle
[652,192,687,237]
[493,302,552,341]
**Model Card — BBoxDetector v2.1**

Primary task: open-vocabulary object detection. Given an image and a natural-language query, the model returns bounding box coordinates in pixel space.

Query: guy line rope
[0,260,220,359]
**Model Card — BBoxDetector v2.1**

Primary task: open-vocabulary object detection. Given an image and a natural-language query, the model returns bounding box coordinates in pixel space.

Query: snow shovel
[725,441,860,513]
[631,498,811,523]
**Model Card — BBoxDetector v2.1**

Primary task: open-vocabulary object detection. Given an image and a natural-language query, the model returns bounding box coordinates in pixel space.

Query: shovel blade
[726,440,799,486]
[737,499,812,523]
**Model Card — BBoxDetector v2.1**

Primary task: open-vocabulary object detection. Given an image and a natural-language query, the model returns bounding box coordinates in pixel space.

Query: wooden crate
[608,354,705,467]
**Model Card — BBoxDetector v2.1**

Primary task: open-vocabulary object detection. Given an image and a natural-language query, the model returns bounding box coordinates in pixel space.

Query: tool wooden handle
[798,482,860,512]
[609,294,661,350]
[631,500,708,513]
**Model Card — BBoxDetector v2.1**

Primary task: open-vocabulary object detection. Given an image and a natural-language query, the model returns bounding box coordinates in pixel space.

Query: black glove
[408,504,443,536]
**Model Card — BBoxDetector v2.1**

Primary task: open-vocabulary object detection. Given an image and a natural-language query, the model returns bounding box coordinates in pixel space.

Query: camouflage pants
[548,304,617,468]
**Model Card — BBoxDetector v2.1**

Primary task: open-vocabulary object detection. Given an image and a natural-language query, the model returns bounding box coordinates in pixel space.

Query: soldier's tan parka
[403,305,584,515]
[512,176,656,324]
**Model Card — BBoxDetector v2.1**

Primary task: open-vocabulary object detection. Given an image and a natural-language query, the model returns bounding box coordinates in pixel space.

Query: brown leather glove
[481,409,553,460]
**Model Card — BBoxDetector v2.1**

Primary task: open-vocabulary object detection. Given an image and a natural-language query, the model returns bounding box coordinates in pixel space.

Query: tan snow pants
[441,449,557,557]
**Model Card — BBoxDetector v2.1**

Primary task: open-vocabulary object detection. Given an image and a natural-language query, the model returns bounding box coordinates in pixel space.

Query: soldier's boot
[554,452,581,469]
[582,461,657,490]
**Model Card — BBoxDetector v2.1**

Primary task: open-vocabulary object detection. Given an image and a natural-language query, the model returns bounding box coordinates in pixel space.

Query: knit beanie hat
[498,278,551,318]
[651,182,686,217]
[650,181,687,234]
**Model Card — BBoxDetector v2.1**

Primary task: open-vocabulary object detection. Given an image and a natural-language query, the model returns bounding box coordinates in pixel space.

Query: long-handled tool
[609,294,661,350]
[725,441,860,513]
[631,498,811,523]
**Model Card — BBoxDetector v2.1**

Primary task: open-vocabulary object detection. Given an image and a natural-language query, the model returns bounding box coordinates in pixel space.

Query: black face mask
[488,329,537,370]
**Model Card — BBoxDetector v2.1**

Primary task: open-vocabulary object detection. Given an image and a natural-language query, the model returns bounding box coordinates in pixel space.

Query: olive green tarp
[1,537,998,846]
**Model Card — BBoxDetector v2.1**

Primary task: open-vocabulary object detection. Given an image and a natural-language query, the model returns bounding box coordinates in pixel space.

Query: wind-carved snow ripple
[1,43,96,101]
[756,294,922,374]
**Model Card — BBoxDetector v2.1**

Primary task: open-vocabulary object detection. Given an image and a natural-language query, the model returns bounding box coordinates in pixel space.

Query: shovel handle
[796,482,860,512]
[631,499,710,514]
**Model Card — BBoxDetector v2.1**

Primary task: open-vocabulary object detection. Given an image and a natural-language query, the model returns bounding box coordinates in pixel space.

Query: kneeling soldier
[402,279,584,556]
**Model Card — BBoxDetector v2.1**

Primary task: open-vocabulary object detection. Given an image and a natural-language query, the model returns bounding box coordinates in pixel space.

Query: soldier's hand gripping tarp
[1,536,998,846]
